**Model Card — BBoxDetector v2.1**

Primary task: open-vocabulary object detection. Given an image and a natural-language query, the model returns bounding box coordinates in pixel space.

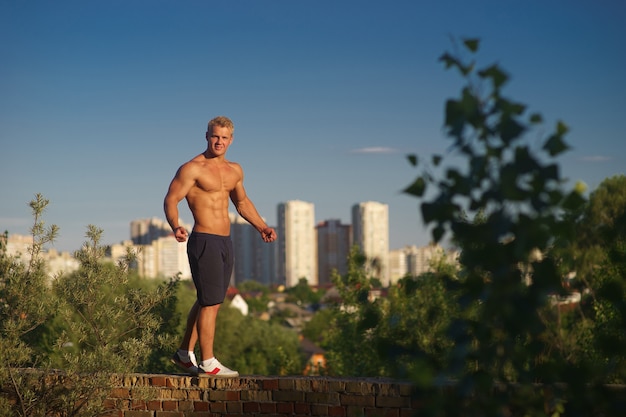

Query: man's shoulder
[176,156,205,177]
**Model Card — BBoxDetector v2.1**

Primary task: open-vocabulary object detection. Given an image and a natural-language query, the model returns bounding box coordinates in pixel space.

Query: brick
[260,402,278,414]
[178,400,194,411]
[276,402,293,414]
[226,401,243,413]
[340,394,375,407]
[243,401,260,412]
[311,378,330,392]
[171,388,187,399]
[273,390,305,402]
[346,405,365,417]
[209,401,226,413]
[376,396,410,408]
[306,391,341,405]
[263,378,280,390]
[345,381,374,395]
[187,390,201,400]
[364,407,399,417]
[159,388,173,399]
[208,390,229,401]
[294,402,311,414]
[155,412,182,417]
[329,405,346,417]
[110,388,130,399]
[294,377,312,392]
[194,401,210,412]
[162,400,178,411]
[311,404,329,415]
[241,389,272,401]
[278,378,295,390]
[146,400,161,410]
[150,376,168,387]
[130,400,146,410]
[124,412,152,417]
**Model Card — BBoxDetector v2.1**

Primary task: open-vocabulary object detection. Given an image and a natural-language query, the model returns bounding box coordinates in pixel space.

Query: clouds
[350,147,399,154]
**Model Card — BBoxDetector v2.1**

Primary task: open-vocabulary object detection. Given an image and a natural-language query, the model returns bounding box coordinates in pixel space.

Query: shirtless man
[164,116,276,377]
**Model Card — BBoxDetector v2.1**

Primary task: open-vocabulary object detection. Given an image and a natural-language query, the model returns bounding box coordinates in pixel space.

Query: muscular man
[164,116,276,377]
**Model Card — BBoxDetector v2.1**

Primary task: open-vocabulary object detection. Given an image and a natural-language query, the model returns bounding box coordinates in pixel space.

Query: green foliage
[401,38,622,416]
[0,196,180,416]
[236,280,272,314]
[50,225,179,374]
[213,302,303,375]
[284,277,324,307]
[0,194,58,416]
[301,307,338,349]
[165,280,304,376]
[324,246,458,380]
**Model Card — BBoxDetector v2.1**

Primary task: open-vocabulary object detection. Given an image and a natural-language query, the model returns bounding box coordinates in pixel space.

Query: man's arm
[230,173,276,243]
[164,164,194,242]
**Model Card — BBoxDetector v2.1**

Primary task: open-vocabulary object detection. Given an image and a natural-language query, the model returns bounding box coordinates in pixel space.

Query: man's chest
[194,166,239,192]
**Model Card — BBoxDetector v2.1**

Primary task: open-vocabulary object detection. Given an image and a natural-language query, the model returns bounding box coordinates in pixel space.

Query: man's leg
[170,301,200,373]
[197,303,221,360]
[180,301,199,351]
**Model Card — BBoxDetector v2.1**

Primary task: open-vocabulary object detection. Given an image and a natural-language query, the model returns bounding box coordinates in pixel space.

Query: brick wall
[103,374,418,417]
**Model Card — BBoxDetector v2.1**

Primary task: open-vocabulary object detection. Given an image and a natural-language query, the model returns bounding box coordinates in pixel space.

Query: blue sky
[1,0,624,253]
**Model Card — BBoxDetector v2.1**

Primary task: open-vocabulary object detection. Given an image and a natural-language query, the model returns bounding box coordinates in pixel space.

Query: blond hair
[207,116,234,134]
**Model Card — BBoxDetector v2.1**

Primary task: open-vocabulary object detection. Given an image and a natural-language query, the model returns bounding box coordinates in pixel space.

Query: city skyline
[2,1,624,254]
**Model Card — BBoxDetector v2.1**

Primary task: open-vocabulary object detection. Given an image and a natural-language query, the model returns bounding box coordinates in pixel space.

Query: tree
[213,303,303,375]
[0,196,180,417]
[402,38,621,416]
[284,277,324,307]
[0,194,58,416]
[571,175,626,384]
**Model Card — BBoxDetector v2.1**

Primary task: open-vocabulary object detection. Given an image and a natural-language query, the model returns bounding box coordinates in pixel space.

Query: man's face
[206,126,233,156]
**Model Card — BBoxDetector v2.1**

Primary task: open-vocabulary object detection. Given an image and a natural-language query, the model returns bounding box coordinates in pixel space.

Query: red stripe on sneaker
[207,367,221,375]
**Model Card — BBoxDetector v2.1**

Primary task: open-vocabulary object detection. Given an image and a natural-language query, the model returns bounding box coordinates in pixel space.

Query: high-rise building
[389,244,460,283]
[123,218,192,279]
[406,243,459,277]
[388,248,408,284]
[230,212,276,286]
[316,219,351,286]
[351,201,390,285]
[130,218,172,245]
[277,200,317,287]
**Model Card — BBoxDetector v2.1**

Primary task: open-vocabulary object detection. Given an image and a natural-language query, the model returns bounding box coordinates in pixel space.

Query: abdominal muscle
[186,192,231,236]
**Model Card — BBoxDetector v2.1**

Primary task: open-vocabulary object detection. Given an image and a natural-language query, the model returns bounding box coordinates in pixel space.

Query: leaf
[529,112,543,124]
[556,120,569,135]
[478,64,509,89]
[432,154,442,166]
[432,224,445,243]
[543,134,570,157]
[407,154,418,167]
[463,38,480,52]
[404,177,426,197]
[498,116,526,144]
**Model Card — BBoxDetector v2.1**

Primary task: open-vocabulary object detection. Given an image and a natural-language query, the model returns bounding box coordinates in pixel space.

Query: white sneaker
[198,358,239,378]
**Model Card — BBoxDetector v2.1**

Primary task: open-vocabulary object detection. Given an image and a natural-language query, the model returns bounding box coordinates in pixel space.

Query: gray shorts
[187,232,233,306]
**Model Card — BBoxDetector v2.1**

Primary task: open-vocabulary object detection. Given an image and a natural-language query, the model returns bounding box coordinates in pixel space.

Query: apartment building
[316,219,351,286]
[277,200,317,287]
[351,201,390,285]
[230,212,276,286]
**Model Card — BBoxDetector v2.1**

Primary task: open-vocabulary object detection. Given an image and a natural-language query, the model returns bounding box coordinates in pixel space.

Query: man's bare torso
[185,155,242,236]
